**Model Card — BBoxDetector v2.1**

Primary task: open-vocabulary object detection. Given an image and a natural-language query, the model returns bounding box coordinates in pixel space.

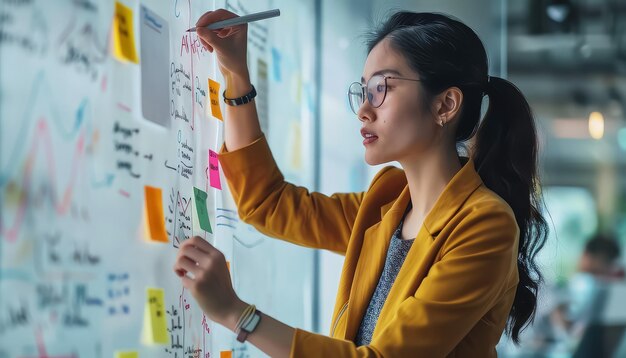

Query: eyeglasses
[347,74,422,116]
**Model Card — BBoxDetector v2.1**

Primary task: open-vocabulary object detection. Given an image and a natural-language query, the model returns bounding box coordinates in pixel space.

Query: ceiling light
[588,111,604,140]
[547,4,570,23]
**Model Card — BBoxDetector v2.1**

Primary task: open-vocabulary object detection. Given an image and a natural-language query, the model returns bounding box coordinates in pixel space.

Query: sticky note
[208,78,223,120]
[288,121,302,170]
[220,352,233,358]
[226,261,230,271]
[143,288,168,344]
[271,47,282,82]
[140,5,170,127]
[208,150,222,190]
[115,352,138,358]
[193,187,213,233]
[144,186,168,243]
[113,1,139,63]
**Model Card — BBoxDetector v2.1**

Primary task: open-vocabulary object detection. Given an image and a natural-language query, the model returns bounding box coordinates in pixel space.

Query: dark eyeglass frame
[347,74,422,116]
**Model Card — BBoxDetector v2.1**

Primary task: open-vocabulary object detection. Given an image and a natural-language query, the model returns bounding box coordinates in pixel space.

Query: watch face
[236,311,261,343]
[243,312,261,331]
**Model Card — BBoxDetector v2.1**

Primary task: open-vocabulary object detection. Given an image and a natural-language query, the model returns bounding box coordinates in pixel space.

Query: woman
[173,9,549,357]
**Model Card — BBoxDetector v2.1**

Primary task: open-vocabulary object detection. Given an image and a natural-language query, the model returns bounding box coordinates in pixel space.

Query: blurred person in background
[545,234,623,348]
[506,233,624,357]
[576,234,623,280]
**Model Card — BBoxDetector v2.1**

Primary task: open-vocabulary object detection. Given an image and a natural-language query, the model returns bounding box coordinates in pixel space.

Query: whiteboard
[0,0,317,357]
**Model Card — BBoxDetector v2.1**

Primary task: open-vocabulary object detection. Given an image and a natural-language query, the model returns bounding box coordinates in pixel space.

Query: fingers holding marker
[196,27,231,47]
[195,9,244,52]
[173,251,188,277]
[179,244,207,266]
[214,26,240,38]
[176,238,229,278]
[198,36,213,52]
[175,237,219,276]
[174,256,198,278]
[196,27,219,45]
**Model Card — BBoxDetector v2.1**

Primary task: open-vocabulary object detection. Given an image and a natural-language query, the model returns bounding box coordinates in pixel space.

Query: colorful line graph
[0,70,114,189]
[1,119,86,242]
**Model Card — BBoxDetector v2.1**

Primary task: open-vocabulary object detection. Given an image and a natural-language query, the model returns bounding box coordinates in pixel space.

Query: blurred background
[312,0,626,356]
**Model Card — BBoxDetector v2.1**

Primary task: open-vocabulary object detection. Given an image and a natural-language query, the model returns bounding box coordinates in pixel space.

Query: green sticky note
[194,187,212,233]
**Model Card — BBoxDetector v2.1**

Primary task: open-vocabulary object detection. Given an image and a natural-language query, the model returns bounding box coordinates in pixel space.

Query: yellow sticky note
[208,78,223,120]
[144,186,169,243]
[143,287,169,344]
[141,304,151,343]
[115,352,138,358]
[113,1,139,63]
[288,121,302,170]
[220,352,233,358]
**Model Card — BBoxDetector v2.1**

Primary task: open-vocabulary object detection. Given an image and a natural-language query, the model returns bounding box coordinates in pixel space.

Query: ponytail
[474,76,549,343]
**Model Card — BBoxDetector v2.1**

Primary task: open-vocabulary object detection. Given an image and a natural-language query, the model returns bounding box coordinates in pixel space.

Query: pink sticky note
[208,149,222,190]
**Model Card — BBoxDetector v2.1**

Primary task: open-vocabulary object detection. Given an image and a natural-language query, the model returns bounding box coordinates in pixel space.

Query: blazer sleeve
[218,135,364,254]
[288,203,520,357]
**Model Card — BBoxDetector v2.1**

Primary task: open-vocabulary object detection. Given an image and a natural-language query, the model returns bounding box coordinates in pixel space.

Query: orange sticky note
[144,186,168,243]
[226,261,230,271]
[113,1,139,63]
[208,78,223,120]
[220,352,233,358]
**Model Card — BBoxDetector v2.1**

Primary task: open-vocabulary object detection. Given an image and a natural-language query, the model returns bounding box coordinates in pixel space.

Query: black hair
[365,12,549,344]
[585,233,621,263]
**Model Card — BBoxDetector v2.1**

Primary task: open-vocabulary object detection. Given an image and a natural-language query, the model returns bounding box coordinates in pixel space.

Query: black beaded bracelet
[223,85,257,106]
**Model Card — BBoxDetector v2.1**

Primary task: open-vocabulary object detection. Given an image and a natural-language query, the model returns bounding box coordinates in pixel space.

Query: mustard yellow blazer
[219,135,520,357]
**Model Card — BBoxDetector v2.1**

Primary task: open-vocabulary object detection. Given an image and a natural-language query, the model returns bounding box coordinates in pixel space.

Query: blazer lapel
[343,186,411,340]
[380,201,395,219]
[372,157,484,335]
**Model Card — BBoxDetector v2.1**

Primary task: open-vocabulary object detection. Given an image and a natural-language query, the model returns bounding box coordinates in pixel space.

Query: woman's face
[358,38,440,166]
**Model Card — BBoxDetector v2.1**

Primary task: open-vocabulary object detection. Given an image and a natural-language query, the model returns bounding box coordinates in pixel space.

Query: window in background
[540,186,599,284]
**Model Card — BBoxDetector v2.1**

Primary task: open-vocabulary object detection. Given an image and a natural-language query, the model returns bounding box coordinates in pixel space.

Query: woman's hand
[195,9,249,79]
[174,237,295,357]
[173,236,245,328]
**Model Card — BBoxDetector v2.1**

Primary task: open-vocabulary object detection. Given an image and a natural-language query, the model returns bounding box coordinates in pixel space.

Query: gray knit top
[354,211,414,346]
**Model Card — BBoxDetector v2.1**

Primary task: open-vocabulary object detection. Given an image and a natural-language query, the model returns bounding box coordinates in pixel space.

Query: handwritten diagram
[1,0,313,357]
